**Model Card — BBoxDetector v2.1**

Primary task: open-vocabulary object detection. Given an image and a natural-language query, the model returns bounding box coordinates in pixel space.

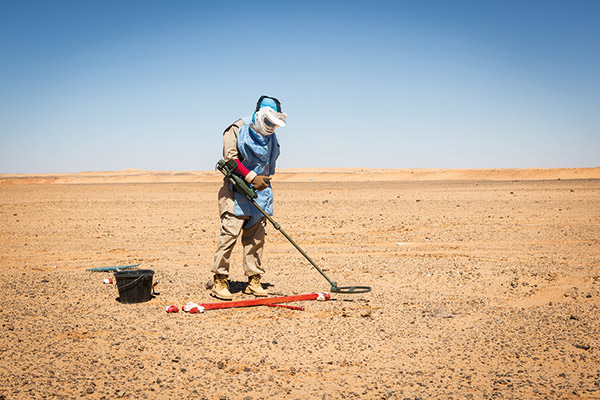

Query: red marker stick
[198,292,329,310]
[265,303,304,311]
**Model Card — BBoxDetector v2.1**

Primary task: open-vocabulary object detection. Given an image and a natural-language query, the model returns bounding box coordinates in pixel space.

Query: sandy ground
[1,170,600,399]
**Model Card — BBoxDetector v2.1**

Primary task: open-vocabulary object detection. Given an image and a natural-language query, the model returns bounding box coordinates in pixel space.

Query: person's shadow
[228,280,275,295]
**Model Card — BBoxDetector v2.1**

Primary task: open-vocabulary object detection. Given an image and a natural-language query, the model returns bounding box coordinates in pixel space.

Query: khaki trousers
[212,212,266,277]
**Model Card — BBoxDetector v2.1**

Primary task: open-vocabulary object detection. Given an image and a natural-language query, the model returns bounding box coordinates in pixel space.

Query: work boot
[211,274,233,300]
[244,274,268,297]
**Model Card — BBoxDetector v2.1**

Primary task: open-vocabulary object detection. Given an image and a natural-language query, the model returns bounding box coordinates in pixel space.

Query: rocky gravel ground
[1,179,599,399]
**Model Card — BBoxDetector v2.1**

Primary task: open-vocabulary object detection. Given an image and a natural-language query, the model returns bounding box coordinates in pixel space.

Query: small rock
[86,388,94,394]
[430,308,454,319]
[217,360,225,369]
[574,343,591,350]
[564,287,579,298]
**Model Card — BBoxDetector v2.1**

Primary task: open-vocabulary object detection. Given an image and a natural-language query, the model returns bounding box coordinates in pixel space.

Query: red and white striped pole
[180,292,330,313]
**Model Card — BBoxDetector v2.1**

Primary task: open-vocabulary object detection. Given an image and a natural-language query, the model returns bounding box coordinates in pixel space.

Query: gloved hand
[252,175,270,191]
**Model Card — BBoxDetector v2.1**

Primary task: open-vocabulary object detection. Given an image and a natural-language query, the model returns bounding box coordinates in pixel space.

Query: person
[211,95,287,300]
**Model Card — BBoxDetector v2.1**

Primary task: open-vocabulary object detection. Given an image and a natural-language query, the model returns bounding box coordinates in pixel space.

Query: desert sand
[1,168,599,399]
[1,167,599,185]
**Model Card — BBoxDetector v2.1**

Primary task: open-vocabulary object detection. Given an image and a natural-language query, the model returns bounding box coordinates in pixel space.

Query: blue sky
[1,0,598,173]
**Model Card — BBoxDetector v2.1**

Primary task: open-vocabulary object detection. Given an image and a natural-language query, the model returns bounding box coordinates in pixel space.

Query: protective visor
[257,107,287,135]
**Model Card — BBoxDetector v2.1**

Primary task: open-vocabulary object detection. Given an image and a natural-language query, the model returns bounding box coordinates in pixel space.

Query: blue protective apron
[233,124,280,227]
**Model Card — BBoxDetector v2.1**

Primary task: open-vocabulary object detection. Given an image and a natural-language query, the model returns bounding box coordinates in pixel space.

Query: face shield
[252,107,287,136]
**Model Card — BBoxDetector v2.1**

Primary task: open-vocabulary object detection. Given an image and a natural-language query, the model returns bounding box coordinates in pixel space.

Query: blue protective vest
[233,123,280,227]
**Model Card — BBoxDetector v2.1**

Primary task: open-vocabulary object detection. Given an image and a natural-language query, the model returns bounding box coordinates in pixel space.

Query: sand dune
[1,166,599,185]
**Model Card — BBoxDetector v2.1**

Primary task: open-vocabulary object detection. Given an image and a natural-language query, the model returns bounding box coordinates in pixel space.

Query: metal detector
[217,159,371,294]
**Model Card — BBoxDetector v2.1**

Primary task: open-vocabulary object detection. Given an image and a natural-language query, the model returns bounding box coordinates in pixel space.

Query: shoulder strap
[223,119,244,135]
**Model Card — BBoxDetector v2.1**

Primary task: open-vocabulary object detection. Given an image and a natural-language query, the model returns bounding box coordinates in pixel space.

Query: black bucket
[114,269,155,304]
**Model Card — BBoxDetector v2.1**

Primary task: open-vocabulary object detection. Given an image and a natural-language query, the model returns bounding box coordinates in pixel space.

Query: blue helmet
[255,95,282,113]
